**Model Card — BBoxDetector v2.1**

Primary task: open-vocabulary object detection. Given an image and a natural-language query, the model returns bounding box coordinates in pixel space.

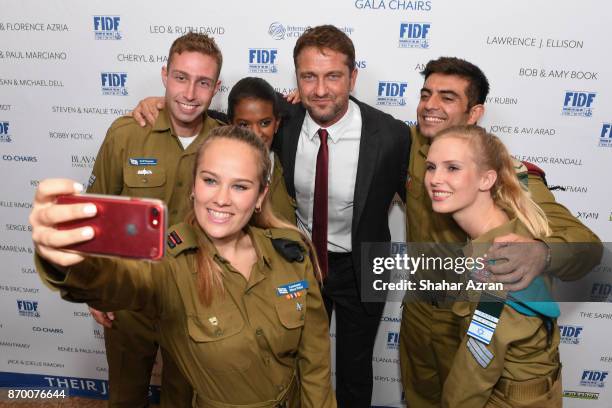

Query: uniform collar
[192,223,272,271]
[152,109,173,133]
[411,126,430,160]
[152,109,214,140]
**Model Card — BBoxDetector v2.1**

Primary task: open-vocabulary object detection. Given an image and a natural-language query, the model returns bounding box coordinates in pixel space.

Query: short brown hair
[167,32,223,78]
[293,25,355,71]
[422,57,489,108]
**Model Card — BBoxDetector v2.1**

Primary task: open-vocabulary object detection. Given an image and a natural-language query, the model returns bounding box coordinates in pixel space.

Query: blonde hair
[187,125,322,305]
[434,125,551,238]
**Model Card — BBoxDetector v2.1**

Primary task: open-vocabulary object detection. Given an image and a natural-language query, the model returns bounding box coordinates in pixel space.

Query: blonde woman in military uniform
[423,125,562,407]
[30,126,336,408]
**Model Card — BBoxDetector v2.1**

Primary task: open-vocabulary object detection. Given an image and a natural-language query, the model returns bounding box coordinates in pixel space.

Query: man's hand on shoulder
[484,233,549,291]
[129,97,165,127]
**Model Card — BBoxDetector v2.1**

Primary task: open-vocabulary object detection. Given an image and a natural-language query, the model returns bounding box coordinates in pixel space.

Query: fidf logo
[17,300,40,318]
[0,121,11,143]
[377,81,408,106]
[599,123,612,148]
[248,49,278,74]
[580,370,608,388]
[399,23,431,48]
[559,325,583,345]
[101,72,128,96]
[562,91,596,117]
[93,16,122,40]
[590,283,611,302]
[386,331,400,350]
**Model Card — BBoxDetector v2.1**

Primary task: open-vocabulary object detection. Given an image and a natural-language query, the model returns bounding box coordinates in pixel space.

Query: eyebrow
[420,87,461,97]
[199,170,256,184]
[425,159,465,165]
[171,69,214,82]
[299,70,344,76]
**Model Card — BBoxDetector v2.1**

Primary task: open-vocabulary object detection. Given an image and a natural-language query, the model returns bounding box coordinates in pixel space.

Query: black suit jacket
[274,97,411,314]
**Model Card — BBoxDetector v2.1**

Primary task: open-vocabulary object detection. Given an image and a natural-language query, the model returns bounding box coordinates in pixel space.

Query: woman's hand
[30,179,97,267]
[129,96,165,127]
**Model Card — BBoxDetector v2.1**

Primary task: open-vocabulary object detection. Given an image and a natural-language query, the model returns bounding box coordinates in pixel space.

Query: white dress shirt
[294,99,362,252]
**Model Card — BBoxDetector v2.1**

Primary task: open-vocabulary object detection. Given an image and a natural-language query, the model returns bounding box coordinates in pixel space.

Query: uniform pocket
[186,303,250,373]
[275,296,306,329]
[123,167,167,199]
[187,313,243,342]
[272,295,306,356]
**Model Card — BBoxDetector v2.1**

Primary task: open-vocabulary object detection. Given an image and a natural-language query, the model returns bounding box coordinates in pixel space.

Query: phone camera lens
[150,207,161,228]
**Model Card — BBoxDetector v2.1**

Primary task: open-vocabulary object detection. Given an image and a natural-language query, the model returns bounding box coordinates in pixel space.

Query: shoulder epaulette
[266,228,306,263]
[512,158,529,191]
[108,115,145,132]
[513,158,549,191]
[166,222,198,257]
[522,161,548,186]
[207,109,228,125]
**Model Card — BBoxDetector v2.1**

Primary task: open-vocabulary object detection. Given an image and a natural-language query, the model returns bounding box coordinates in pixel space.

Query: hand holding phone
[56,194,167,260]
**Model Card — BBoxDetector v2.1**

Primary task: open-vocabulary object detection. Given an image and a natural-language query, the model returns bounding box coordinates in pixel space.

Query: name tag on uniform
[276,280,309,298]
[129,158,158,166]
[467,292,504,345]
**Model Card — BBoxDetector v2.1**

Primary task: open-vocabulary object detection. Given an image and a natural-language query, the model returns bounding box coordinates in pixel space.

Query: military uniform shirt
[36,223,336,408]
[442,218,561,408]
[269,151,297,225]
[87,109,223,224]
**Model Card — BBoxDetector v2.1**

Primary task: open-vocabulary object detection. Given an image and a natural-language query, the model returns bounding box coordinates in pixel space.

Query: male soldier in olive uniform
[400,57,602,407]
[86,33,224,407]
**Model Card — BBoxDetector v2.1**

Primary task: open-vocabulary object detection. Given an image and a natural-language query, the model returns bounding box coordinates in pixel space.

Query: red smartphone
[56,194,167,260]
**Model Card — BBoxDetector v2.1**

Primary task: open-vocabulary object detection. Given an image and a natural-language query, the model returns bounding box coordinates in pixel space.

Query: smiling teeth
[208,209,230,219]
[424,116,444,123]
[433,191,452,197]
[179,102,197,110]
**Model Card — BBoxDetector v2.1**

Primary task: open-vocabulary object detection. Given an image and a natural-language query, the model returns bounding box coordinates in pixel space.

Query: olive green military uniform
[400,127,601,407]
[270,152,297,225]
[87,110,223,407]
[442,218,561,408]
[36,224,336,408]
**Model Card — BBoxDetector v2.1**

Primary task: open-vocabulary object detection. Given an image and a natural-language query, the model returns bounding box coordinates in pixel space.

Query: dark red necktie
[312,128,329,279]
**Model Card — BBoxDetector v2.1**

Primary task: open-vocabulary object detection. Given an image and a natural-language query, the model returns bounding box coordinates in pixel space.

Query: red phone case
[56,194,167,260]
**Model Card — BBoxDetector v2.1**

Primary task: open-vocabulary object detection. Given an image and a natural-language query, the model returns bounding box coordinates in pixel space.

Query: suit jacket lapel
[281,104,305,198]
[352,99,380,232]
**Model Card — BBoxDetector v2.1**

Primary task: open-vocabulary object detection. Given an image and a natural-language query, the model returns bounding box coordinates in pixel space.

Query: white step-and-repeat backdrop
[0,0,610,406]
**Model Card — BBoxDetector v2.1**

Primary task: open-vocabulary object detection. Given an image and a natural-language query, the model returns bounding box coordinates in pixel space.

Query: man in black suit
[274,25,410,408]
